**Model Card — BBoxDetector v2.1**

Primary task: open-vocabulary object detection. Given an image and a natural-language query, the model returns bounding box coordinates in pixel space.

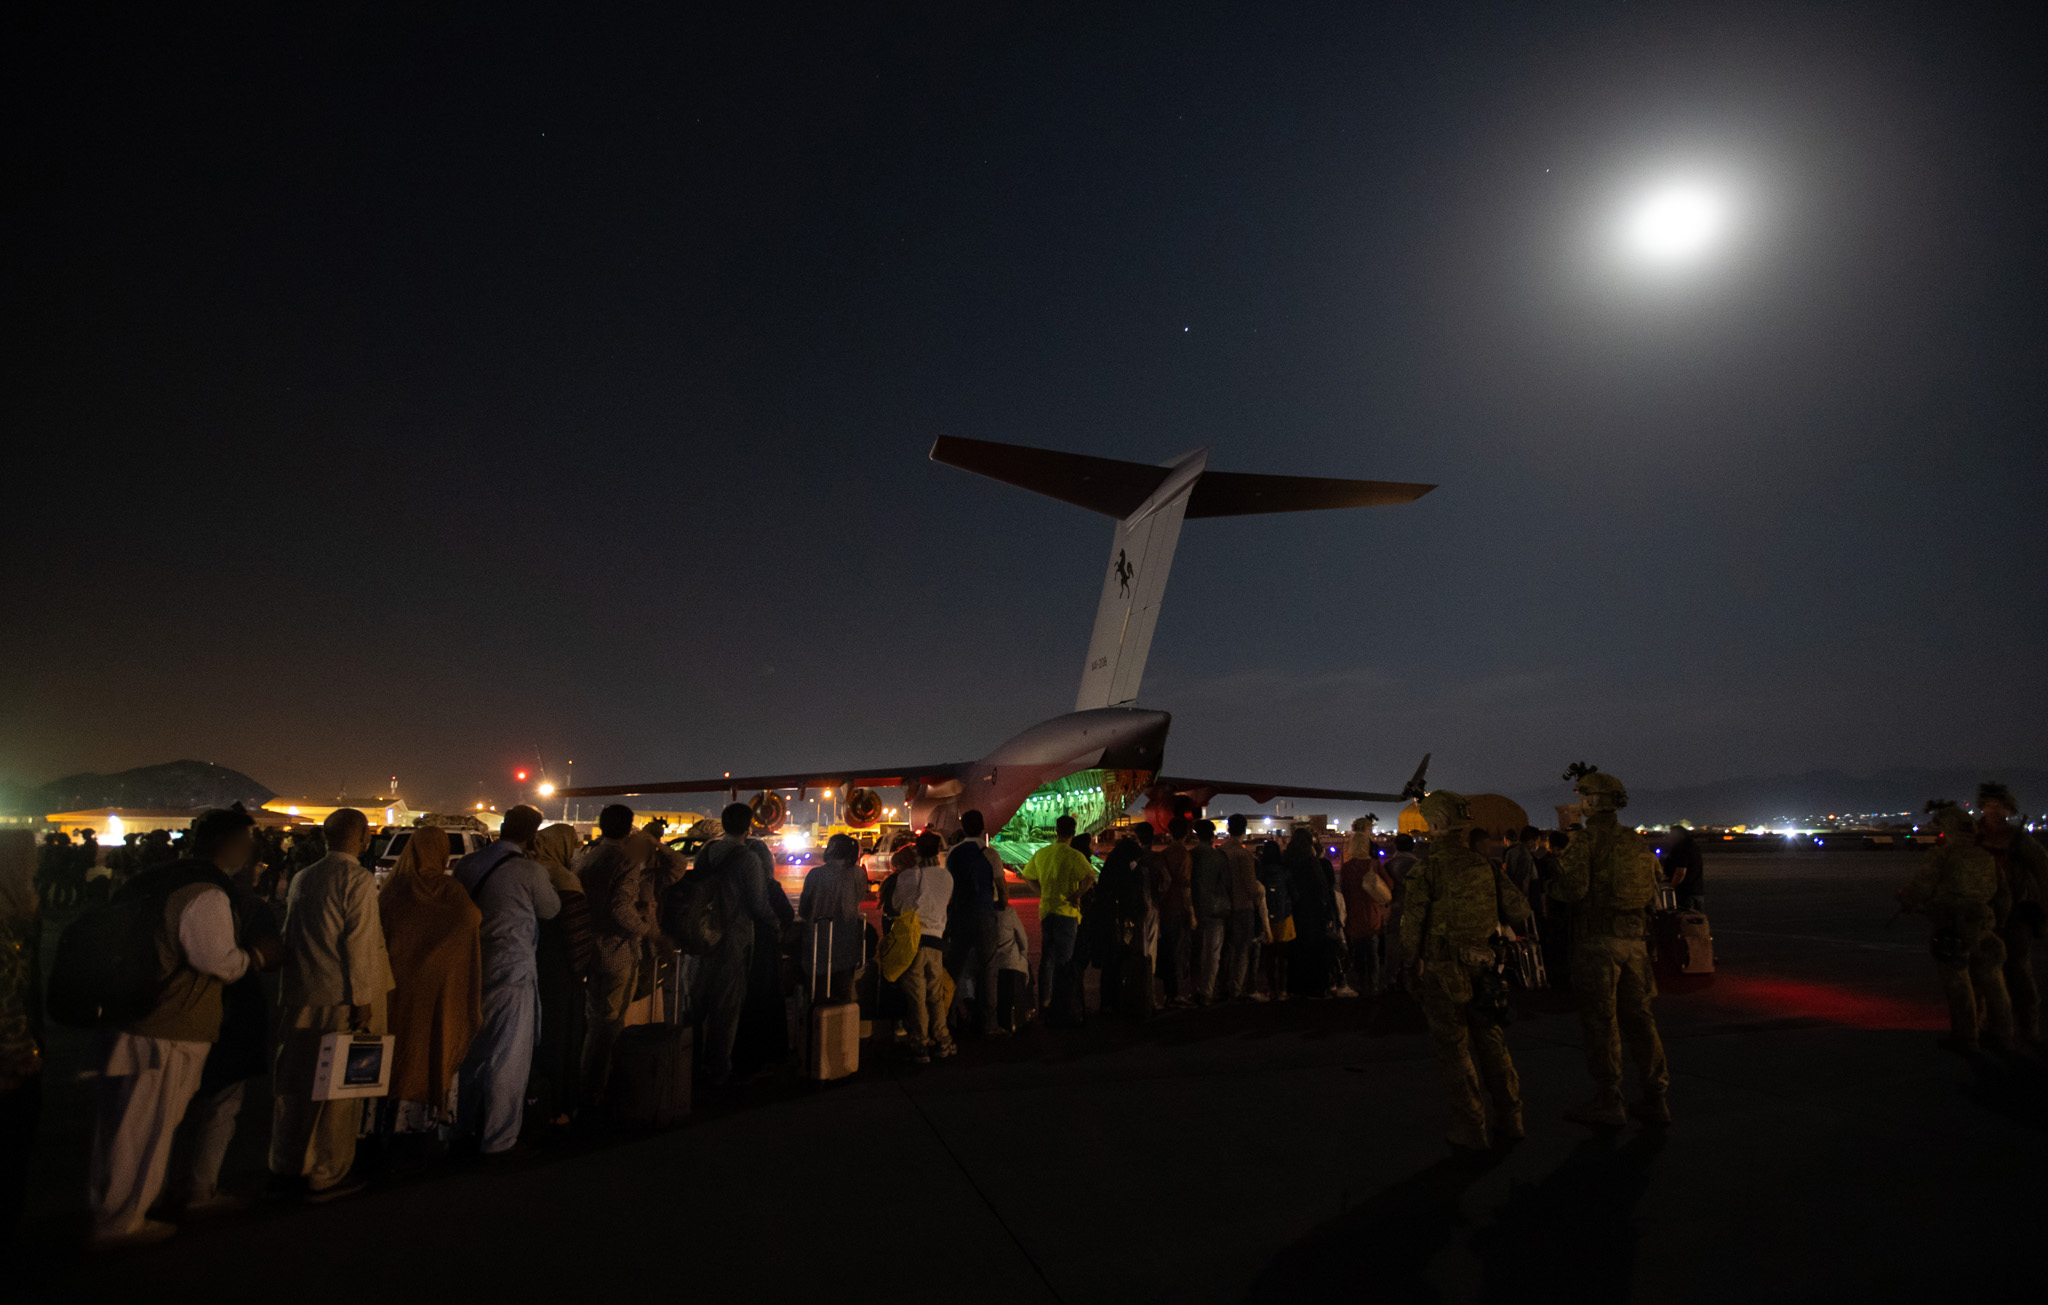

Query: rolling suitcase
[606,951,692,1129]
[1652,909,1715,978]
[807,922,859,1082]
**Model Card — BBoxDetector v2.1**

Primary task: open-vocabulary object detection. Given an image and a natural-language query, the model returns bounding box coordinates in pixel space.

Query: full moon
[1622,182,1727,263]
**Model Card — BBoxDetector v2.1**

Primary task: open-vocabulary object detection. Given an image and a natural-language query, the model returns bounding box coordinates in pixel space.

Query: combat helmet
[1418,789,1471,832]
[1926,800,1973,839]
[1564,762,1628,812]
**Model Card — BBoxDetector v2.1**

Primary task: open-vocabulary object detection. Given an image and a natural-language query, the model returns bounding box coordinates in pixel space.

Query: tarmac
[15,849,2048,1304]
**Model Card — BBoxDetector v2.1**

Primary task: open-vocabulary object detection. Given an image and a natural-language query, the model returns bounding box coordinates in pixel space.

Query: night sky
[7,3,2045,813]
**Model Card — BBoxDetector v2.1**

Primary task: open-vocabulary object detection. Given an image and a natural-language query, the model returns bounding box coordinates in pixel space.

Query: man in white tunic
[455,805,558,1154]
[269,808,394,1202]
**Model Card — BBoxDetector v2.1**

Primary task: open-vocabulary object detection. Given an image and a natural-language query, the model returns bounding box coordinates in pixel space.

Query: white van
[369,826,496,879]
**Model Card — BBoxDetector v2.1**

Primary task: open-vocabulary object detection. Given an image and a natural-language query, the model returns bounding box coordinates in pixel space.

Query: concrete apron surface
[20,851,2048,1304]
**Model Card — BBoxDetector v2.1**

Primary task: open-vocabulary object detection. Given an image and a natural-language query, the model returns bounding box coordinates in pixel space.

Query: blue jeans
[1039,914,1079,1012]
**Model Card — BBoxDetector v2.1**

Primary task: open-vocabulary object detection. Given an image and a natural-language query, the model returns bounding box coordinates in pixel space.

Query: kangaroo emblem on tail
[1115,549,1134,597]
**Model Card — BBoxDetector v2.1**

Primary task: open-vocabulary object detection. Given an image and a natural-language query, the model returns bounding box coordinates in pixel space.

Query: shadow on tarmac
[1961,1047,2048,1131]
[1471,1129,1666,1304]
[1242,1149,1505,1304]
[1242,1130,1667,1305]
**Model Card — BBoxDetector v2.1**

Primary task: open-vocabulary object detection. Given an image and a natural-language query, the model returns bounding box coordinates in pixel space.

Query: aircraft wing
[559,764,961,800]
[1156,777,1410,804]
[1155,753,1431,808]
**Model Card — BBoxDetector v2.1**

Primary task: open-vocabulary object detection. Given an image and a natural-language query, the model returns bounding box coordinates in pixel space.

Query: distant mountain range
[13,760,276,815]
[1505,767,2048,827]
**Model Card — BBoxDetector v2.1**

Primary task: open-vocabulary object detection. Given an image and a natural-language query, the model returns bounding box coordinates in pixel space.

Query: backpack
[46,888,167,1029]
[879,909,921,983]
[662,869,730,956]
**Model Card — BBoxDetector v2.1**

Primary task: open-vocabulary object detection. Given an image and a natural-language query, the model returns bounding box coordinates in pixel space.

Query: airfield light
[476,803,485,811]
[515,770,528,782]
[538,783,556,798]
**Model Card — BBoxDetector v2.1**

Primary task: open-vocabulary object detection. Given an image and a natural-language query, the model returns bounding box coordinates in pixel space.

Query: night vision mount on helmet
[1564,762,1628,811]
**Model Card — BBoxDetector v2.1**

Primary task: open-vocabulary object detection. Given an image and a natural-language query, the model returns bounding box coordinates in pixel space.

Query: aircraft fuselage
[905,707,1171,832]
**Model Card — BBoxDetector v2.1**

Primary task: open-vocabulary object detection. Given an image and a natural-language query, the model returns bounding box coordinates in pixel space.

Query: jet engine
[843,787,883,829]
[750,790,787,832]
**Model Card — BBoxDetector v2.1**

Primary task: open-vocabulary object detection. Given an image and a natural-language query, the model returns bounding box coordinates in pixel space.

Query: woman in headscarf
[0,831,42,1239]
[376,827,482,1149]
[528,822,593,1129]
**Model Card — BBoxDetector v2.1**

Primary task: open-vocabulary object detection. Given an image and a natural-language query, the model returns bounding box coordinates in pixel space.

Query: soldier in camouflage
[1901,800,2012,1051]
[1547,766,1671,1127]
[1400,789,1533,1150]
[1975,782,2046,1044]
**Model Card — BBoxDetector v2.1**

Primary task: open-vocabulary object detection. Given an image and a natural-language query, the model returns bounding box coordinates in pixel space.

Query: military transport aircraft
[560,435,1435,853]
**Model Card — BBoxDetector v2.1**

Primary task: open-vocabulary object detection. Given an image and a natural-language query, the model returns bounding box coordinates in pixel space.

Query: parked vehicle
[368,824,496,878]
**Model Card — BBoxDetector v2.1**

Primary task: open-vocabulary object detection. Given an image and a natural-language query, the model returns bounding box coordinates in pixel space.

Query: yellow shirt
[1021,843,1097,920]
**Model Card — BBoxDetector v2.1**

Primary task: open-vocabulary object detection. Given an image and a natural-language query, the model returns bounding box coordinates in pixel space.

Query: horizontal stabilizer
[1187,470,1433,517]
[930,436,1169,517]
[930,435,1434,518]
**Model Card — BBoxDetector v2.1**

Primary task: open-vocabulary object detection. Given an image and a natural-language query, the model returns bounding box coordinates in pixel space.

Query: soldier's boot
[1564,1095,1627,1128]
[1627,1094,1671,1125]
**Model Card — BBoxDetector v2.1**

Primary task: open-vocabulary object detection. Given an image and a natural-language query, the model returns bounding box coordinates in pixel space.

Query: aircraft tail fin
[1073,448,1206,710]
[928,435,1436,710]
[1400,753,1432,801]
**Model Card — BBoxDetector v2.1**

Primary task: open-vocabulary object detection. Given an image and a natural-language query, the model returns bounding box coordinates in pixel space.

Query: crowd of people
[0,768,2040,1250]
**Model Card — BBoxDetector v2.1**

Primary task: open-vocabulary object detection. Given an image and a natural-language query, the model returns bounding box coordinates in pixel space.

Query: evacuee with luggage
[270,808,396,1204]
[797,835,865,1080]
[1661,823,1706,912]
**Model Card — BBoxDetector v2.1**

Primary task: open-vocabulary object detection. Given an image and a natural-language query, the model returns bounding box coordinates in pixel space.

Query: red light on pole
[515,770,528,782]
